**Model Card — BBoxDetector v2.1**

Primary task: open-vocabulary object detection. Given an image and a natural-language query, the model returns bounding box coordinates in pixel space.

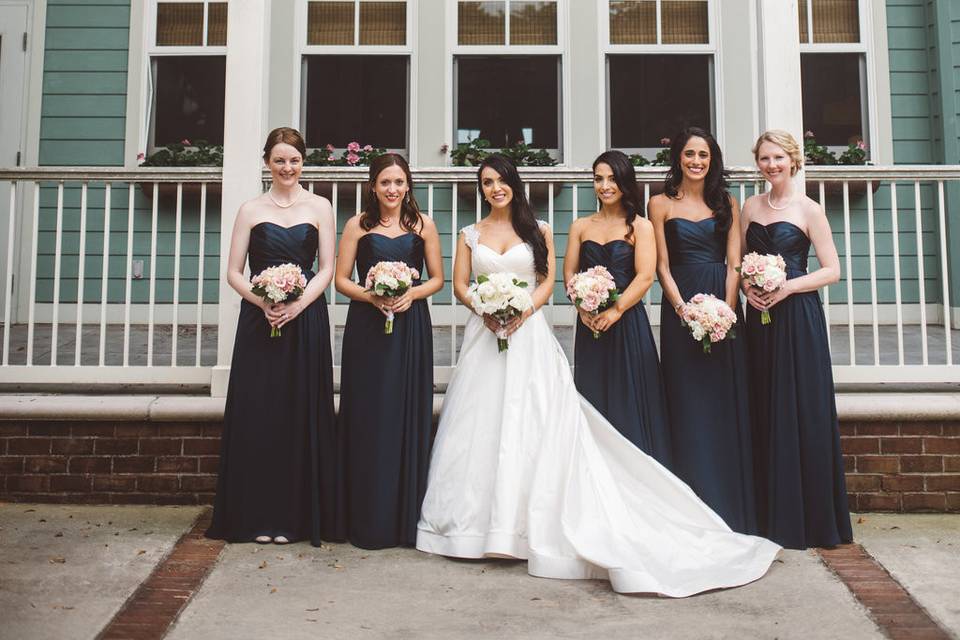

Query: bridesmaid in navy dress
[335,153,444,549]
[742,130,852,549]
[565,150,671,466]
[207,127,342,546]
[649,128,756,534]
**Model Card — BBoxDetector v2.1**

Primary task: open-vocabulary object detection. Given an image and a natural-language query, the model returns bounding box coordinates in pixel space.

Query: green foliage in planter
[304,142,387,167]
[803,131,868,166]
[450,138,558,167]
[139,139,223,166]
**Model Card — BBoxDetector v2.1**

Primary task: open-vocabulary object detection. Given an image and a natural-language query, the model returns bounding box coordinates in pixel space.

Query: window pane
[510,1,557,46]
[153,56,225,145]
[801,53,863,145]
[456,56,559,148]
[812,0,859,43]
[208,2,228,46]
[307,1,355,45]
[609,0,656,45]
[608,54,712,148]
[360,2,406,45]
[156,2,203,46]
[798,0,809,43]
[459,2,505,45]
[305,56,408,148]
[662,0,708,45]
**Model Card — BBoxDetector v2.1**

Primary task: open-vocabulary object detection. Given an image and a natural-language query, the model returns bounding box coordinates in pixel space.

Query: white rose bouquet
[467,272,533,352]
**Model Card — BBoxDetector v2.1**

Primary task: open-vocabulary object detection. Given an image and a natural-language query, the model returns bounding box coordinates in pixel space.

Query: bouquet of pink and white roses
[365,261,420,334]
[250,263,307,337]
[680,293,737,354]
[738,252,788,325]
[566,266,621,339]
[467,272,533,352]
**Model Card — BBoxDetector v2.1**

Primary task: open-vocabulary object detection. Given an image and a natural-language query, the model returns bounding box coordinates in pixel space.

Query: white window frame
[447,0,569,163]
[140,0,228,153]
[798,0,876,156]
[294,0,416,160]
[600,0,721,158]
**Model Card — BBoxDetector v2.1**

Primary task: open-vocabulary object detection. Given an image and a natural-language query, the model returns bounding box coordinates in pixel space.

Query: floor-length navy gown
[207,222,343,546]
[659,217,757,534]
[745,220,853,549]
[340,232,433,549]
[573,239,672,467]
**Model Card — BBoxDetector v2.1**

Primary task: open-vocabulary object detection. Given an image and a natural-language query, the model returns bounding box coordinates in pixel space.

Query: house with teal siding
[2,0,960,390]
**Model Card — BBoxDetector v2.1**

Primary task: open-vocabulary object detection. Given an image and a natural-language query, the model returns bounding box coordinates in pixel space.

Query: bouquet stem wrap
[364,261,420,335]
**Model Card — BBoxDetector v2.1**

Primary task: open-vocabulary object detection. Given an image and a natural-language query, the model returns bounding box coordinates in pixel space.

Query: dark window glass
[801,53,863,145]
[153,56,225,146]
[608,54,711,148]
[305,55,408,149]
[456,56,560,149]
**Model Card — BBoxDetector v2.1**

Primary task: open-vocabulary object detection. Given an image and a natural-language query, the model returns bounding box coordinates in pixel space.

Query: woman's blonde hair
[752,129,803,175]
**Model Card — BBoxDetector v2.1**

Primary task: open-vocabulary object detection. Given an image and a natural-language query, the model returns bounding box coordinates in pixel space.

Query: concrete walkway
[1,504,958,639]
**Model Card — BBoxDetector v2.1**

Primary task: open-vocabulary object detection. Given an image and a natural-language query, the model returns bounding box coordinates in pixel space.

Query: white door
[0,4,28,331]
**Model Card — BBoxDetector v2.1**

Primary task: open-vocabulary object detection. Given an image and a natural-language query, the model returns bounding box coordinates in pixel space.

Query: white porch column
[755,0,804,150]
[211,0,271,397]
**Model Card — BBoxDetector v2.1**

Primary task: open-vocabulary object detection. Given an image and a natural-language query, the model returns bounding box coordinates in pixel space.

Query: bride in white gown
[416,154,780,597]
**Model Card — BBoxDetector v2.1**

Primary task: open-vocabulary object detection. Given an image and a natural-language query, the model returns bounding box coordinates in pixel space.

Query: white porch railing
[1,165,959,388]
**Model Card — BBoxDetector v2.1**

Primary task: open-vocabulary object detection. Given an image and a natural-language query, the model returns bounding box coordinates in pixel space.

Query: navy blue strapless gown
[573,240,672,466]
[660,218,756,534]
[340,232,434,549]
[207,222,343,546]
[745,221,852,549]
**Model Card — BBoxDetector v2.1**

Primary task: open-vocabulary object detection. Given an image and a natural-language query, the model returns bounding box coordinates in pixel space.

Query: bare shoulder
[634,215,653,234]
[800,194,830,229]
[235,198,263,228]
[418,213,438,233]
[305,191,333,214]
[647,193,670,219]
[340,214,362,237]
[537,219,554,239]
[568,216,588,237]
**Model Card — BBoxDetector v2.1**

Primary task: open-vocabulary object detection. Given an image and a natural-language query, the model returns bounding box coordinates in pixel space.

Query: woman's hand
[577,309,595,331]
[272,299,306,330]
[592,307,623,333]
[744,286,767,312]
[481,313,503,335]
[368,293,393,317]
[262,300,283,328]
[386,289,415,314]
[673,302,687,318]
[759,281,794,310]
[502,307,534,337]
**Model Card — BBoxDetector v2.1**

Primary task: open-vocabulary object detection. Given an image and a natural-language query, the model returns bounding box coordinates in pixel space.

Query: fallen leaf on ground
[49,557,66,564]
[270,588,278,594]
[137,550,146,556]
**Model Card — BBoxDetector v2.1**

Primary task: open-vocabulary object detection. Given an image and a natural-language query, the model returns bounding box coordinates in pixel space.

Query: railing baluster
[50,182,64,365]
[26,182,39,366]
[75,183,88,366]
[451,183,458,367]
[890,182,904,366]
[147,184,159,367]
[866,181,879,365]
[98,183,111,367]
[819,182,830,352]
[355,182,362,215]
[2,181,17,366]
[842,181,854,365]
[571,184,578,221]
[938,180,952,365]
[426,183,434,317]
[122,183,134,367]
[171,183,183,366]
[330,182,338,357]
[914,180,928,365]
[644,182,652,309]
[195,183,207,367]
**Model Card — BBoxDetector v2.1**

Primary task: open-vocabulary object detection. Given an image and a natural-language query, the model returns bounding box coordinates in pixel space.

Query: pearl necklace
[268,185,303,209]
[766,192,793,211]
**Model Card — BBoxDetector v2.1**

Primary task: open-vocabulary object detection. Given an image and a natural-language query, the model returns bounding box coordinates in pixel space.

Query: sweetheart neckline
[252,221,316,232]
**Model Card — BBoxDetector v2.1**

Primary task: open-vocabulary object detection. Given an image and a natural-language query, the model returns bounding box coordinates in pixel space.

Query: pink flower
[743,263,757,276]
[804,131,815,139]
[346,152,360,165]
[137,152,145,161]
[327,154,336,161]
[326,143,336,152]
[347,141,361,153]
[181,138,191,145]
[440,143,449,154]
[857,140,866,150]
[363,144,373,152]
[660,137,671,146]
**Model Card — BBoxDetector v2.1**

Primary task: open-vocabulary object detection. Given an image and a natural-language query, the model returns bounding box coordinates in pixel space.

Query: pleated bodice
[745,220,810,276]
[578,240,636,291]
[664,217,725,265]
[356,232,424,285]
[249,222,318,279]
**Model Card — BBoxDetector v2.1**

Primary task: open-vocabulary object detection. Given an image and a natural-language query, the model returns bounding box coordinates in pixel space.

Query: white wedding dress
[416,224,781,597]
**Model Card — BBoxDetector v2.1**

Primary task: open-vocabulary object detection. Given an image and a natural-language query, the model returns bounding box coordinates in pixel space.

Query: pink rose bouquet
[566,266,621,339]
[738,252,788,325]
[365,261,420,334]
[250,263,307,337]
[680,293,737,354]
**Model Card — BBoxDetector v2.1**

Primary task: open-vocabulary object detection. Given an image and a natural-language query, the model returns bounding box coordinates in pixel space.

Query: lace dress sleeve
[461,224,479,251]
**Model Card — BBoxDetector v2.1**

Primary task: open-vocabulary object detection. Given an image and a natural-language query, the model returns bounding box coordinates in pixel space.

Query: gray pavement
[1,505,957,639]
[0,504,202,640]
[853,513,960,635]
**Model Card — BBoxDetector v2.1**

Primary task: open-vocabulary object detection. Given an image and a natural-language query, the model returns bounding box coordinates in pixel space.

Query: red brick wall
[841,421,960,512]
[0,421,221,505]
[1,419,959,511]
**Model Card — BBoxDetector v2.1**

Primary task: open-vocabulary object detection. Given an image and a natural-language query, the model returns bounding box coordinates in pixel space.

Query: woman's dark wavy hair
[663,127,732,237]
[476,154,548,278]
[592,150,642,242]
[360,153,423,233]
